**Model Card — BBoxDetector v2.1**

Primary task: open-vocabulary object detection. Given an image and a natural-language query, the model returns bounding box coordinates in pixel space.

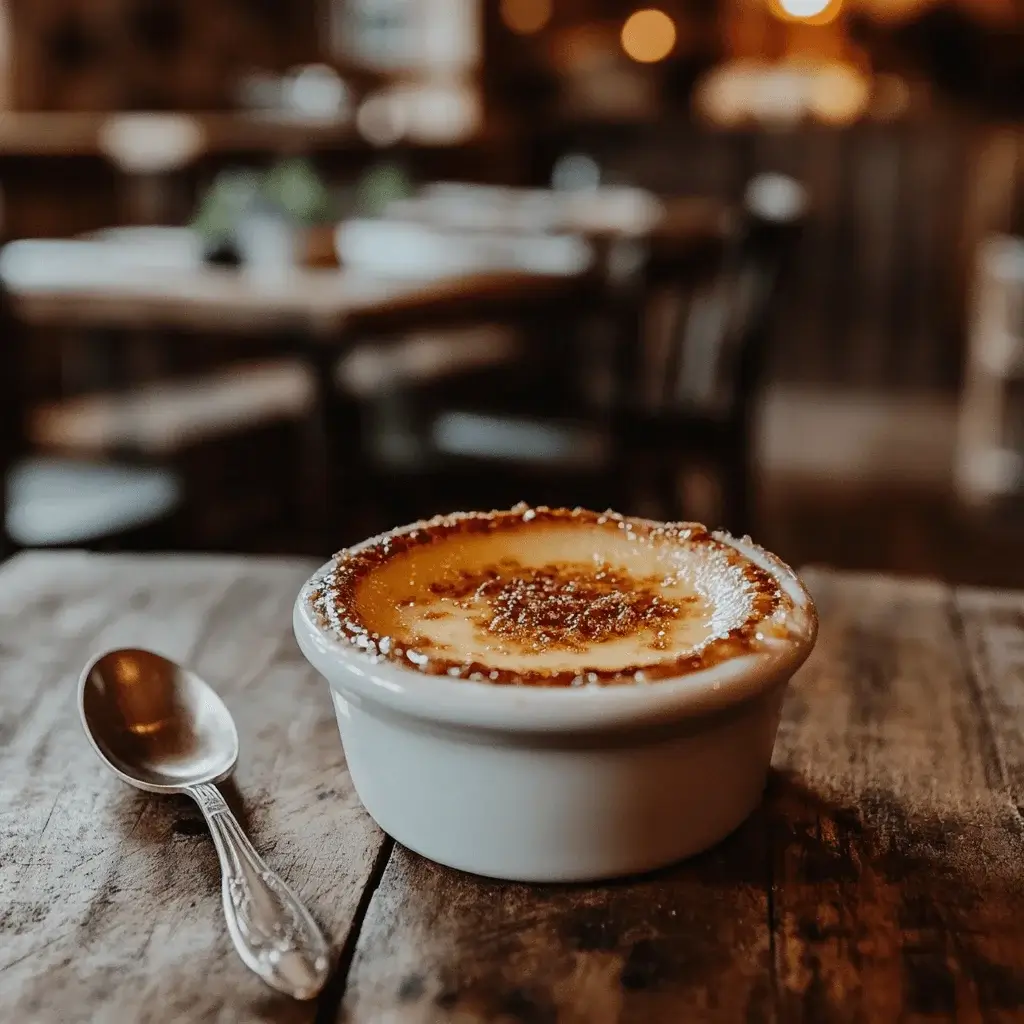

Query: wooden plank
[830,129,865,388]
[342,832,774,1023]
[799,127,847,387]
[931,120,972,391]
[848,125,902,389]
[771,570,1024,1022]
[954,586,1024,800]
[0,552,387,1024]
[896,120,959,389]
[752,127,813,387]
[961,127,1023,315]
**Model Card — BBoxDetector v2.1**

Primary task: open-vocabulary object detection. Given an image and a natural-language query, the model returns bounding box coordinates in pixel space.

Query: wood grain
[771,570,1024,1022]
[342,830,774,1023]
[0,552,386,1024]
[955,587,1024,803]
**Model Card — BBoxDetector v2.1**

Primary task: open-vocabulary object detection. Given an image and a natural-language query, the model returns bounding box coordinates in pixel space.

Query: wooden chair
[609,172,808,531]
[0,282,181,559]
[3,227,549,550]
[373,175,806,534]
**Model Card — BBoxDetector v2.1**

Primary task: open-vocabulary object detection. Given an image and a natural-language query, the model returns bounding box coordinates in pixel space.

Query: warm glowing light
[770,0,842,24]
[621,9,676,64]
[780,0,830,16]
[693,58,870,128]
[811,64,870,125]
[500,0,552,35]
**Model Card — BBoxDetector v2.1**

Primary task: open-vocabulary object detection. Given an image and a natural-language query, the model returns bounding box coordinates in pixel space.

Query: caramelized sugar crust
[308,506,799,686]
[426,561,694,654]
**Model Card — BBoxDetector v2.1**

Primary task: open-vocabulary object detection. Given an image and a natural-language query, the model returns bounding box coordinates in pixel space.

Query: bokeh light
[620,9,676,64]
[694,58,870,128]
[771,0,843,24]
[779,0,831,17]
[500,0,553,36]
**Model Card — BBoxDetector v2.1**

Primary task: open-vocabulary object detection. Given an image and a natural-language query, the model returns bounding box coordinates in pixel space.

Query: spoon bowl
[79,647,330,1001]
[80,648,238,792]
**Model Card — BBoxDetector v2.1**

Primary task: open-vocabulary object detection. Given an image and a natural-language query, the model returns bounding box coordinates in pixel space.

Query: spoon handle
[189,782,331,1000]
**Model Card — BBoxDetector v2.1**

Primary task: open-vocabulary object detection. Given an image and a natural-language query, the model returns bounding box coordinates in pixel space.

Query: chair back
[614,173,807,431]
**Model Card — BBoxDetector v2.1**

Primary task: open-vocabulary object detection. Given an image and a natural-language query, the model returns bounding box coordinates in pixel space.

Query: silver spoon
[78,648,330,1001]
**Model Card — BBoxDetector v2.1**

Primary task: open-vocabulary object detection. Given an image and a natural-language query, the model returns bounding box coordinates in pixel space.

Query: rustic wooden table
[4,551,1024,1022]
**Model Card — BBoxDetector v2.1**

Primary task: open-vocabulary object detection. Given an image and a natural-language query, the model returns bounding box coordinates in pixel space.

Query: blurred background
[1,0,1023,586]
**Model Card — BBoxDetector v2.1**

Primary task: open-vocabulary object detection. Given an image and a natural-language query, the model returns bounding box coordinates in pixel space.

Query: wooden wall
[546,116,1015,392]
[4,0,317,111]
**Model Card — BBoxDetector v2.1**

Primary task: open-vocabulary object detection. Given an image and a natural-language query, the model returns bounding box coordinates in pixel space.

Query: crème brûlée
[308,506,807,686]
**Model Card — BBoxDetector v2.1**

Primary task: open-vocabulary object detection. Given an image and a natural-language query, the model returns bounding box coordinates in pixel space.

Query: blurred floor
[758,386,955,489]
[760,481,1024,590]
[757,387,1024,589]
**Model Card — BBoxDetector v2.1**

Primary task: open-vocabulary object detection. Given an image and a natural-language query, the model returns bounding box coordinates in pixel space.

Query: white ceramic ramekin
[292,532,816,882]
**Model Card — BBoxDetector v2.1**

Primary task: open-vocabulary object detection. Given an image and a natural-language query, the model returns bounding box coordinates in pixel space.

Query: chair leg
[655,454,680,522]
[722,437,753,537]
[302,339,369,552]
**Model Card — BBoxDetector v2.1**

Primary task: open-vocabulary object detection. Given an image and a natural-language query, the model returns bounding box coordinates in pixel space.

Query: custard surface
[309,507,794,686]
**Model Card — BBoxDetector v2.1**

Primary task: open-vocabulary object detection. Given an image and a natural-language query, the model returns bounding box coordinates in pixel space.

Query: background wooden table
[4,259,585,336]
[3,552,1024,1022]
[1,252,595,551]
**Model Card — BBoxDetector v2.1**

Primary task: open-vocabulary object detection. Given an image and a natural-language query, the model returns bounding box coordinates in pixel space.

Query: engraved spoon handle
[188,782,330,1000]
